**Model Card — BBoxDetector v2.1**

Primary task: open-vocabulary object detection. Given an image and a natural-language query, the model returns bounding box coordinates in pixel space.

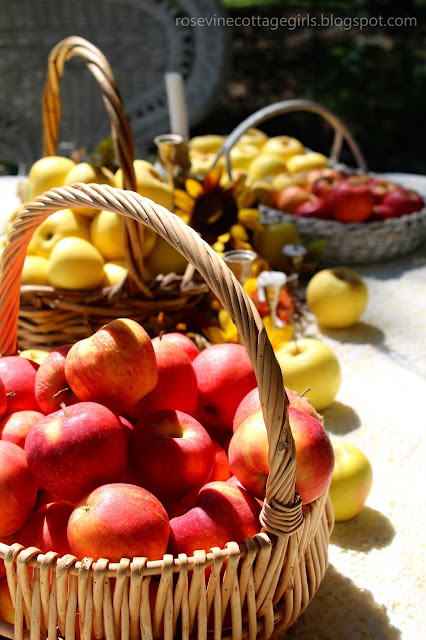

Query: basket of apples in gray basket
[214,100,426,264]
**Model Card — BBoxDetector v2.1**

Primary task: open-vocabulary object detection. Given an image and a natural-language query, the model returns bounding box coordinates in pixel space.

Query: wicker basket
[15,36,208,351]
[215,99,426,264]
[0,182,334,640]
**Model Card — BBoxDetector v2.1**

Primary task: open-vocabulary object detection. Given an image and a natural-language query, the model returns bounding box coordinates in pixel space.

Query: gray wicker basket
[214,100,426,264]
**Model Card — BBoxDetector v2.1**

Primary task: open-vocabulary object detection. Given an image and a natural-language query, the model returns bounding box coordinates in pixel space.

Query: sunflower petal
[174,189,195,212]
[204,166,223,191]
[184,178,205,199]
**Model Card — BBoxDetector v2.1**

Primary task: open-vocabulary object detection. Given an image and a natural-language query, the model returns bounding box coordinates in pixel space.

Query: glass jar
[252,212,300,270]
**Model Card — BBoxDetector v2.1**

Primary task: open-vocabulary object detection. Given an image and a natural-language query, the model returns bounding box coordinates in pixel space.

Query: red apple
[18,502,74,556]
[67,483,170,562]
[0,356,40,414]
[0,440,38,536]
[34,489,67,509]
[0,410,44,449]
[192,344,257,432]
[154,333,200,361]
[208,441,231,482]
[344,174,372,186]
[0,534,16,578]
[306,168,343,187]
[329,180,374,223]
[25,402,128,504]
[130,340,198,418]
[370,204,399,221]
[368,178,399,203]
[126,409,214,505]
[228,406,334,504]
[310,176,341,201]
[35,345,79,414]
[65,318,158,416]
[0,576,14,625]
[0,379,7,419]
[295,197,332,219]
[274,185,314,214]
[233,386,322,433]
[382,187,424,217]
[168,480,261,556]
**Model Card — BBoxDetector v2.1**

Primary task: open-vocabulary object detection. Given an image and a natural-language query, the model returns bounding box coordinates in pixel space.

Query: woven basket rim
[0,488,330,575]
[259,203,426,237]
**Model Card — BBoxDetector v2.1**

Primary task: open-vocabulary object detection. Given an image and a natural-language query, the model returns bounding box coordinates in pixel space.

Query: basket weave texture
[16,36,207,352]
[0,182,334,640]
[260,204,426,264]
[215,99,426,264]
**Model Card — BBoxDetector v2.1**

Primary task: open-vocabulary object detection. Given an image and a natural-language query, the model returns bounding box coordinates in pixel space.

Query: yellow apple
[247,155,288,181]
[189,134,225,154]
[219,168,249,188]
[261,136,305,161]
[286,152,329,174]
[90,210,125,261]
[27,209,91,258]
[238,127,269,149]
[115,160,173,211]
[306,268,368,329]
[25,156,76,202]
[329,441,373,521]
[275,338,341,410]
[248,180,278,207]
[21,255,49,286]
[144,235,188,277]
[47,237,105,290]
[189,150,217,178]
[229,143,259,170]
[64,162,116,217]
[271,172,307,191]
[19,349,50,365]
[102,260,128,287]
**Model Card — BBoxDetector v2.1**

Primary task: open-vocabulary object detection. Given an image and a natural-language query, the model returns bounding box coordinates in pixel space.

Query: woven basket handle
[213,99,367,179]
[0,183,303,538]
[42,36,151,297]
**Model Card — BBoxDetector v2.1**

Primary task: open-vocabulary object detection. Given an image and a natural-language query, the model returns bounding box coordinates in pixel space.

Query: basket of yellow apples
[200,100,426,264]
[8,36,207,352]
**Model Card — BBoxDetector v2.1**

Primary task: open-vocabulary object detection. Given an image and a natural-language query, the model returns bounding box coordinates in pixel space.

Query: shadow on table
[331,506,396,551]
[286,564,402,640]
[319,321,385,346]
[350,240,426,281]
[321,401,361,435]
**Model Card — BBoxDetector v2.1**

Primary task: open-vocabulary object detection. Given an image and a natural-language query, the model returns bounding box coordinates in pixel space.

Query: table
[1,176,425,639]
[286,239,426,639]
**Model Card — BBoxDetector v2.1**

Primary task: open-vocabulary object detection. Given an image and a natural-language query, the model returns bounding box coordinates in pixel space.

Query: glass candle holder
[222,249,257,286]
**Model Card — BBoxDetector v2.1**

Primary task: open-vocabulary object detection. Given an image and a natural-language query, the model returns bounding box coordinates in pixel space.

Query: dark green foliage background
[194,0,426,174]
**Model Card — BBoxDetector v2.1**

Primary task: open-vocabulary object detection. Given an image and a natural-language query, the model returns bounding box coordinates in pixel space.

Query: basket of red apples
[266,169,426,263]
[216,100,426,264]
[0,183,334,640]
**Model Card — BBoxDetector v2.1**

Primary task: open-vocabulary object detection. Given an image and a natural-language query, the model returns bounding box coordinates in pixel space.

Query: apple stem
[158,331,165,341]
[6,391,16,397]
[60,403,69,418]
[293,338,300,355]
[300,387,311,398]
[53,387,69,399]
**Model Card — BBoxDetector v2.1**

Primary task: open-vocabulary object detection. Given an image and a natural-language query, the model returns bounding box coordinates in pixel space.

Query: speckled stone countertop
[286,241,426,639]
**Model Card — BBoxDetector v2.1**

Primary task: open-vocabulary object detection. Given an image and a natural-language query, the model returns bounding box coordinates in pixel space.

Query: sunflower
[174,166,256,246]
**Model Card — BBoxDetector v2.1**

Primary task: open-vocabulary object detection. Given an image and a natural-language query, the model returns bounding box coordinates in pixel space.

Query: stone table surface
[286,240,426,639]
[1,176,426,640]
